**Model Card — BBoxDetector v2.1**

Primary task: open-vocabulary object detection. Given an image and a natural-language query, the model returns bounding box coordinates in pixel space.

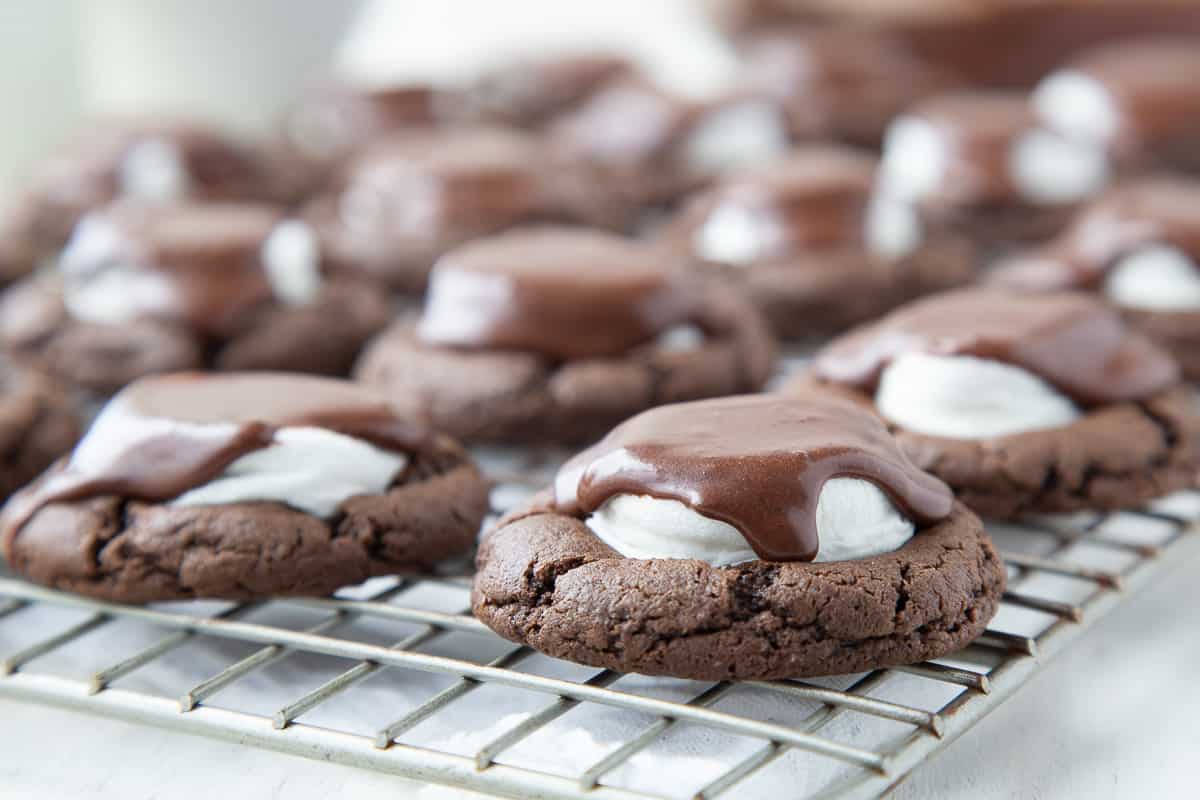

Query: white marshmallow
[119,138,191,202]
[878,116,949,202]
[692,203,777,265]
[60,215,176,325]
[584,477,915,566]
[654,324,706,352]
[684,101,789,176]
[172,426,407,517]
[1008,128,1110,205]
[261,219,322,306]
[875,352,1081,439]
[416,266,514,343]
[1104,244,1200,311]
[1033,69,1121,145]
[864,191,922,260]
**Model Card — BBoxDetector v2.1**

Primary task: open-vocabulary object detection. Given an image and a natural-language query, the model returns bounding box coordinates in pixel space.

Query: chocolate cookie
[473,392,1005,680]
[740,24,959,148]
[802,287,1200,518]
[2,120,276,261]
[1,202,392,396]
[660,144,974,338]
[991,177,1200,380]
[878,91,1110,251]
[1,373,490,603]
[303,127,616,293]
[547,78,791,219]
[355,226,776,445]
[1033,36,1200,176]
[0,358,82,501]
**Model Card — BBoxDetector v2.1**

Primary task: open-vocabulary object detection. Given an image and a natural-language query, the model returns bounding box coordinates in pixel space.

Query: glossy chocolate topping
[554,392,953,562]
[0,372,430,559]
[61,202,287,337]
[684,146,877,257]
[417,226,702,359]
[1067,37,1200,148]
[467,54,633,126]
[333,128,544,237]
[902,92,1034,203]
[814,287,1179,405]
[993,178,1200,291]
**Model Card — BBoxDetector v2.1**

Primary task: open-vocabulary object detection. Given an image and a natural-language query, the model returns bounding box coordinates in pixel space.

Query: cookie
[878,91,1110,251]
[991,177,1200,380]
[473,392,1005,680]
[303,127,616,293]
[1033,36,1200,176]
[0,202,391,396]
[547,78,791,219]
[660,144,974,338]
[740,25,959,148]
[1,372,490,603]
[355,226,777,445]
[2,120,276,261]
[0,357,82,501]
[801,287,1200,518]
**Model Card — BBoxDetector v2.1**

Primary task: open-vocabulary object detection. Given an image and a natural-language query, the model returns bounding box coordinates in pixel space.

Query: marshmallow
[684,101,789,175]
[875,352,1081,439]
[261,220,322,306]
[878,116,949,202]
[585,477,914,566]
[60,215,176,326]
[1104,244,1200,311]
[1009,128,1110,205]
[864,191,922,260]
[172,426,407,517]
[119,139,191,202]
[692,203,780,265]
[1033,69,1121,146]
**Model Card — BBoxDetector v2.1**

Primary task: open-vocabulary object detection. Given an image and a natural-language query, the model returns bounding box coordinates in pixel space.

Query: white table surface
[3,557,1196,800]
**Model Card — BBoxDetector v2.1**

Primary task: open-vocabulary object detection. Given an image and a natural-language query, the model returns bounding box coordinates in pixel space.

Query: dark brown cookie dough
[6,435,489,603]
[661,146,975,339]
[354,284,776,445]
[0,359,82,501]
[1,275,390,397]
[472,499,1004,680]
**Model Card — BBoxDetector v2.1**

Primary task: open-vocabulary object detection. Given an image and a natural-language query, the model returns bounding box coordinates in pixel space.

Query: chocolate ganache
[1057,38,1200,153]
[682,145,878,259]
[417,226,703,359]
[60,202,290,337]
[993,179,1200,292]
[813,288,1178,405]
[553,392,953,562]
[1,372,429,560]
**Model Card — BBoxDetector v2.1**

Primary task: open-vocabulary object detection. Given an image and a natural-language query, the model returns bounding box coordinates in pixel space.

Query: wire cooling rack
[2,467,1199,799]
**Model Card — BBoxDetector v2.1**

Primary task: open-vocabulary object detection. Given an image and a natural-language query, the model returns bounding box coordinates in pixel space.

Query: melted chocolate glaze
[555,392,952,562]
[61,202,286,337]
[678,145,878,258]
[813,287,1179,405]
[993,178,1200,292]
[901,91,1035,205]
[1,372,431,560]
[417,226,704,359]
[1064,37,1200,152]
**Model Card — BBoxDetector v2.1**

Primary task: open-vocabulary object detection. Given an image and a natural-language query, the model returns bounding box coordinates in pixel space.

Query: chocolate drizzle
[1,372,430,560]
[417,226,703,359]
[993,179,1200,292]
[813,287,1179,405]
[61,202,287,337]
[555,392,953,562]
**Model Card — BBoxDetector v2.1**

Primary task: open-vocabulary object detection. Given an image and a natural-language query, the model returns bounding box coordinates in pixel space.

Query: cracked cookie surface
[472,500,1004,680]
[5,437,489,603]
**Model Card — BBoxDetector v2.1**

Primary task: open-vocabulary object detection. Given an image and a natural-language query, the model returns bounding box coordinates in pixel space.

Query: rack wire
[2,355,1199,798]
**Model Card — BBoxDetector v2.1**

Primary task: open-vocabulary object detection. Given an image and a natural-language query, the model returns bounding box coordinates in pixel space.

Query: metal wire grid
[1,474,1198,799]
